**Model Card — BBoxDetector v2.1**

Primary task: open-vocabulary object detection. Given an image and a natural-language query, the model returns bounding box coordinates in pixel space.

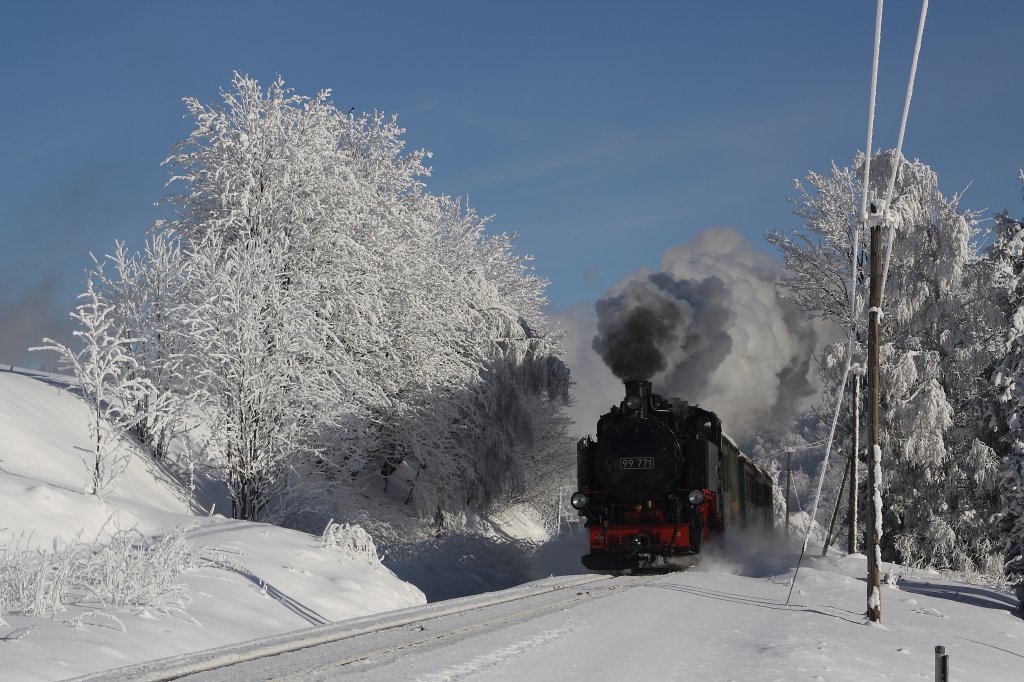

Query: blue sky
[2,1,1022,366]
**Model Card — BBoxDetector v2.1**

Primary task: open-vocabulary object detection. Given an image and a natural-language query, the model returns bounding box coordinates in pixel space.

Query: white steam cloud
[588,226,818,439]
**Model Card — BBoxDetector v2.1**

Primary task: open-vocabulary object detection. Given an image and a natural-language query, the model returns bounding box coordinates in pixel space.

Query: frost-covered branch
[32,276,153,495]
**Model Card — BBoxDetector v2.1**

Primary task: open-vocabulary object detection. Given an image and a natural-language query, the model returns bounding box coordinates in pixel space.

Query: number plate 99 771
[619,457,654,469]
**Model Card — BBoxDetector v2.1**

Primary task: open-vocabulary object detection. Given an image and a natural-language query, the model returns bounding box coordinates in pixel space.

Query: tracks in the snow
[72,573,656,682]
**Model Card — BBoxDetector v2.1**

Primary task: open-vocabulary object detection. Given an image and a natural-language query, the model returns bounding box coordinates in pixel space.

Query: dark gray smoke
[592,278,680,380]
[591,226,818,437]
[593,273,732,384]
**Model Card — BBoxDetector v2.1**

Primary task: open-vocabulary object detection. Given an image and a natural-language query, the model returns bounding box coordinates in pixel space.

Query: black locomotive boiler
[572,380,774,572]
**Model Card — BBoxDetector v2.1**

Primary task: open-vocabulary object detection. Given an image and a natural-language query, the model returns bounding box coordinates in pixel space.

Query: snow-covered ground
[1,367,1022,681]
[304,549,1024,682]
[0,368,425,680]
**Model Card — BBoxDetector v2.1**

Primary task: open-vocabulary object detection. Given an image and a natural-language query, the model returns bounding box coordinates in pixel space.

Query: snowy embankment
[0,368,425,681]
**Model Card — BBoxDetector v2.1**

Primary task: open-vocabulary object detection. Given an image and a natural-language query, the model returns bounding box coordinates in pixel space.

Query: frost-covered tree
[161,75,374,521]
[769,151,1004,575]
[357,196,572,522]
[871,154,999,573]
[32,276,152,495]
[438,206,572,515]
[95,236,195,460]
[769,160,866,327]
[151,72,570,525]
[990,172,1024,592]
[180,232,355,521]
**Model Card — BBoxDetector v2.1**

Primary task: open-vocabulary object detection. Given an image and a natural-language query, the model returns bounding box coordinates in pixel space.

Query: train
[572,379,774,572]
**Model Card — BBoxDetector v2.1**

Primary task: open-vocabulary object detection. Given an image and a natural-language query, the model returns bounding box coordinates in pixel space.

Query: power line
[785,0,931,620]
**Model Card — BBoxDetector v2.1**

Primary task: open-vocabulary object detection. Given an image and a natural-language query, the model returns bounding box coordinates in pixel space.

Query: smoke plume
[592,226,817,437]
[0,278,76,370]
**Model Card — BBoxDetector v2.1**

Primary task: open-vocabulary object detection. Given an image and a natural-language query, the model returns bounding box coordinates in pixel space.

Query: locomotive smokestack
[623,379,652,417]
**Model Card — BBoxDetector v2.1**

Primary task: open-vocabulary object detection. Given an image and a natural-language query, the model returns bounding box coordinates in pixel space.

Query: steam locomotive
[573,380,774,572]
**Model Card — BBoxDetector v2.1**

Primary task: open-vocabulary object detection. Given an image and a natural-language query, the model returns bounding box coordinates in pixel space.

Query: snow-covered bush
[0,532,80,618]
[0,525,196,620]
[319,521,380,565]
[79,525,196,612]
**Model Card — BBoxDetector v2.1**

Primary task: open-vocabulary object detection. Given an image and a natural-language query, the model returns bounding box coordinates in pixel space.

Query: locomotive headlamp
[688,489,705,506]
[570,492,590,509]
[625,394,643,411]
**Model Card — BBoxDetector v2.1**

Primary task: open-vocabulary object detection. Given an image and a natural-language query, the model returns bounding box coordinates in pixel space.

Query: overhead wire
[787,0,887,607]
[879,0,930,298]
[748,439,830,465]
[786,0,929,608]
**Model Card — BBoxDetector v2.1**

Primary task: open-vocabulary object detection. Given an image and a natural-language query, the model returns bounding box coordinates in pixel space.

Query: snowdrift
[0,368,425,681]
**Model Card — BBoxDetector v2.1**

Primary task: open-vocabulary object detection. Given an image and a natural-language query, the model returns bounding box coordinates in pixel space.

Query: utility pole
[866,212,883,623]
[786,448,793,530]
[848,370,861,555]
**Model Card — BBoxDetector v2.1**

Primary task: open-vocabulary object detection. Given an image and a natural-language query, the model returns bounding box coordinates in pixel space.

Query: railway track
[73,573,656,681]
